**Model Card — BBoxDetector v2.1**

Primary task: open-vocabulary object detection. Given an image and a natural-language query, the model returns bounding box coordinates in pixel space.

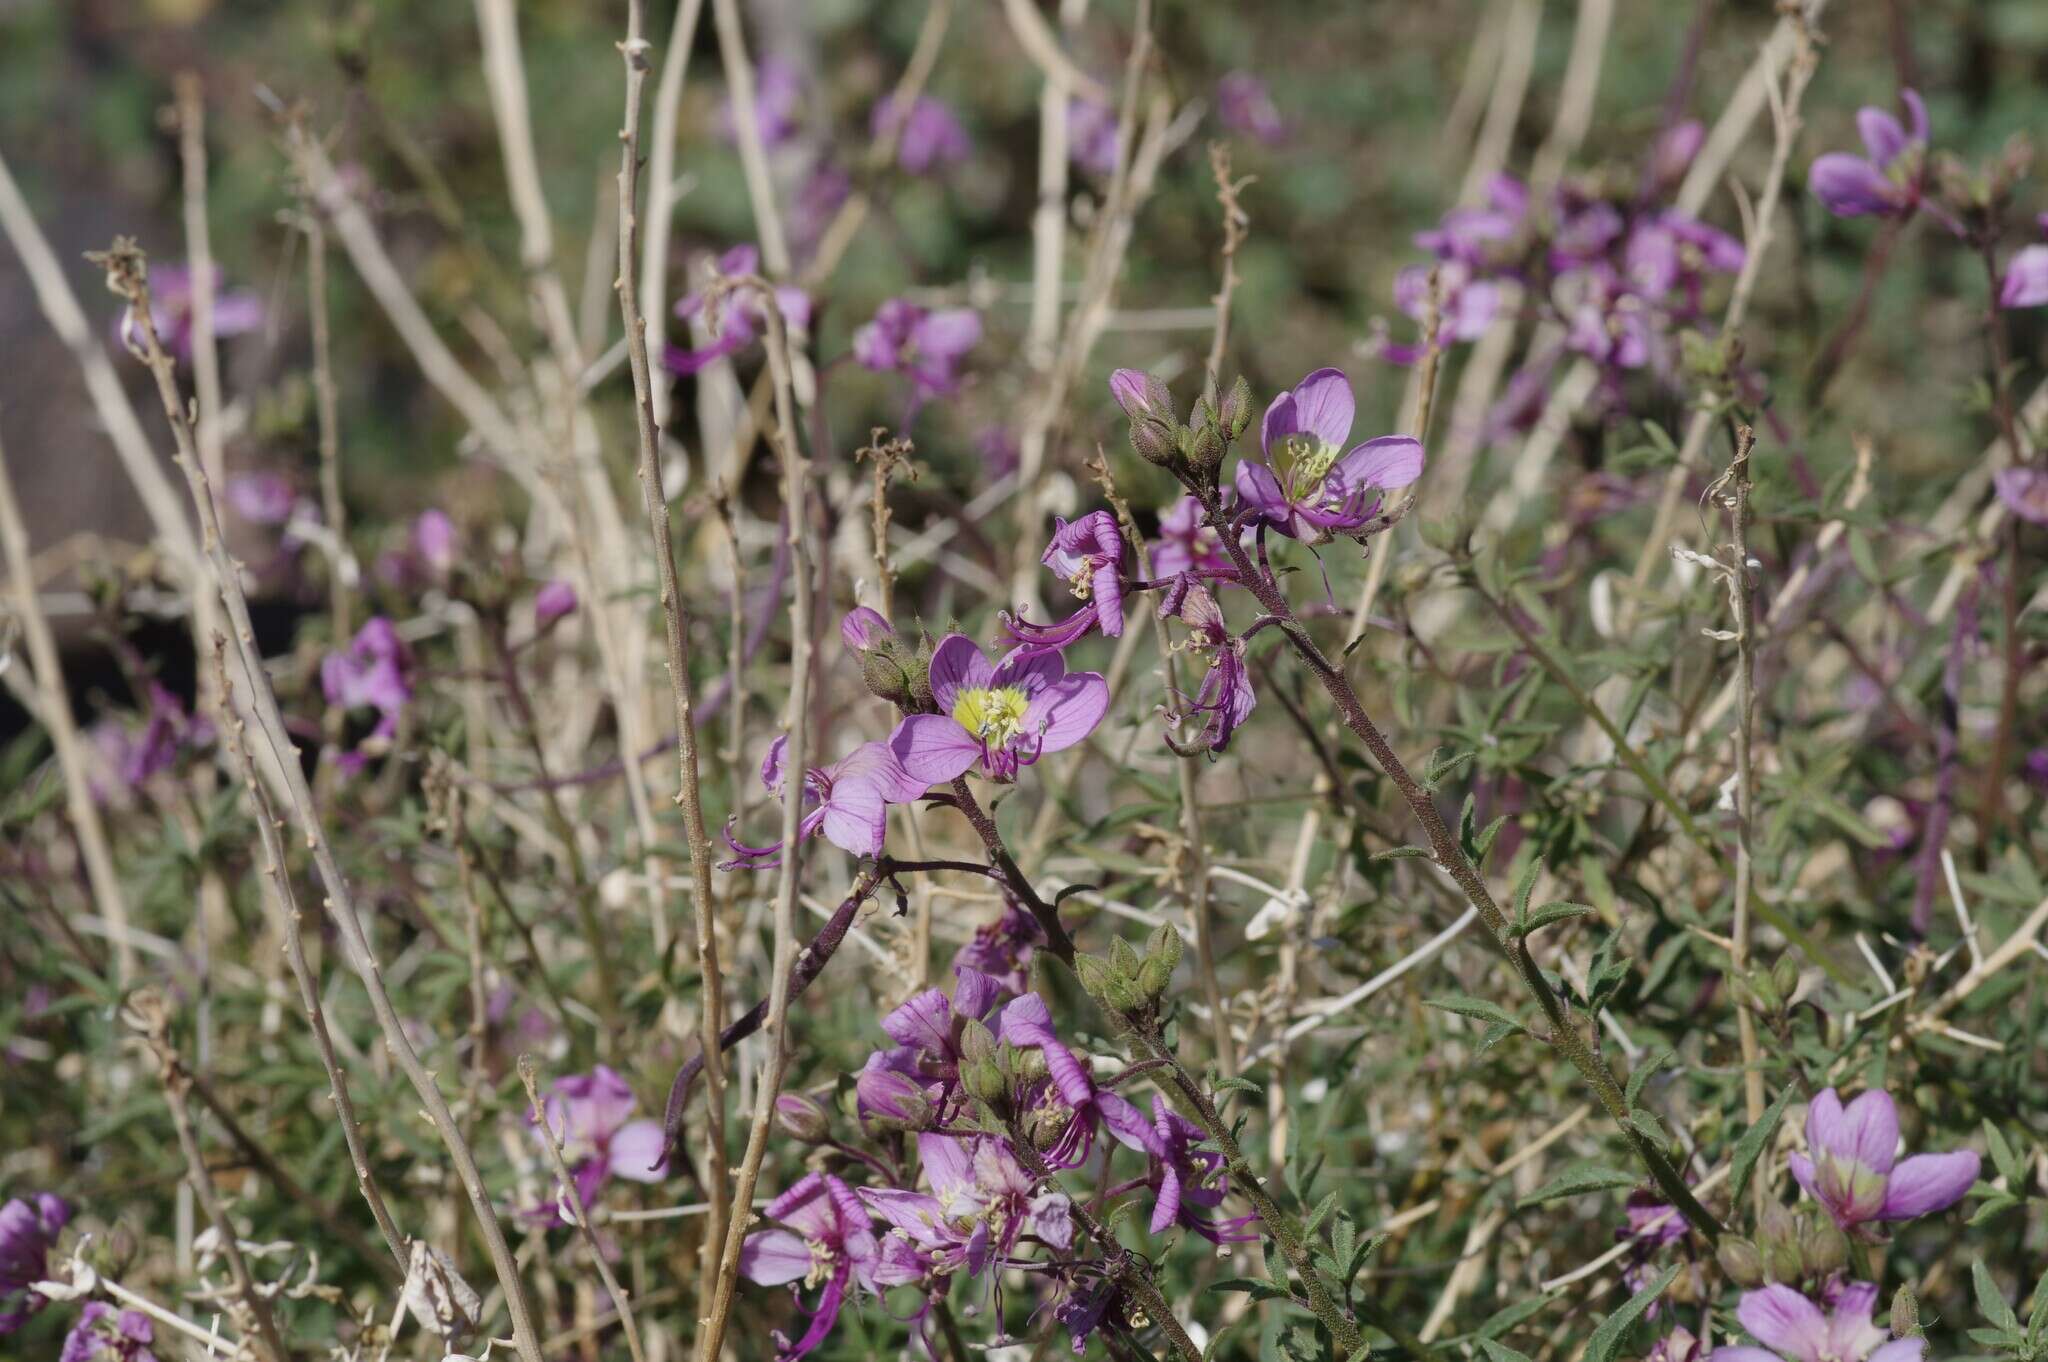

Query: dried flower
[721,735,928,869]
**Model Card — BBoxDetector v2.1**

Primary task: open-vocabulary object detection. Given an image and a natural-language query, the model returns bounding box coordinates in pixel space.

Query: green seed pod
[1716,1236,1766,1288]
[1890,1284,1922,1339]
[1771,954,1801,1007]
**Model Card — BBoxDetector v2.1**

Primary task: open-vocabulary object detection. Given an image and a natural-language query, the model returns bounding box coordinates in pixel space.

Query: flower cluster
[320,616,414,774]
[0,1193,68,1334]
[742,935,1235,1359]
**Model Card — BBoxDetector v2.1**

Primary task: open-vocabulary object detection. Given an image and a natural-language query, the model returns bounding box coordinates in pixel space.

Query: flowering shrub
[4,5,2048,1362]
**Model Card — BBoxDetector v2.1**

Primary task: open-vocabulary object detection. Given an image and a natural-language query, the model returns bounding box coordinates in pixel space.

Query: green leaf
[1519,902,1596,938]
[1509,861,1541,922]
[1208,1276,1293,1302]
[1480,1341,1536,1362]
[1985,1120,2024,1186]
[1627,1108,1669,1151]
[1976,1261,2021,1334]
[1519,1163,1639,1208]
[1473,1292,1559,1341]
[1425,995,1526,1032]
[1304,1190,1342,1235]
[1213,1075,1266,1100]
[1585,1263,1681,1362]
[1729,1084,1797,1207]
[1624,1048,1677,1111]
[1374,845,1436,861]
[1424,747,1478,791]
[1331,1213,1357,1278]
[1968,1194,2021,1227]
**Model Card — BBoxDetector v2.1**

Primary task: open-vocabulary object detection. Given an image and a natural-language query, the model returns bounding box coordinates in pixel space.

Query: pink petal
[1095,1090,1162,1156]
[1738,1285,1829,1362]
[1284,367,1356,450]
[1711,1348,1790,1362]
[1878,1150,1980,1220]
[606,1120,669,1182]
[888,714,982,785]
[925,633,992,712]
[858,1187,950,1245]
[1869,1341,1927,1362]
[1333,435,1425,492]
[1857,107,1910,166]
[739,1228,815,1286]
[819,780,890,857]
[881,989,954,1053]
[767,1171,838,1240]
[916,1133,979,1201]
[1025,672,1109,755]
[1151,1162,1183,1235]
[1835,1089,1900,1174]
[913,308,982,360]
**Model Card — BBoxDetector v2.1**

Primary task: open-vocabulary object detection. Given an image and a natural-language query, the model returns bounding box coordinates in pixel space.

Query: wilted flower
[665,246,812,376]
[533,580,577,626]
[0,1193,68,1333]
[997,993,1145,1168]
[950,897,1043,996]
[872,94,970,175]
[116,262,264,362]
[1000,510,1128,652]
[739,1173,880,1362]
[851,299,981,398]
[1710,1283,1924,1362]
[1993,467,2048,525]
[721,735,928,869]
[719,56,803,150]
[1998,244,2048,310]
[1808,91,1930,220]
[1067,96,1120,176]
[1234,368,1424,542]
[1217,71,1285,145]
[321,616,413,770]
[888,635,1108,783]
[1786,1087,1979,1236]
[531,1065,669,1212]
[1163,581,1255,754]
[60,1303,157,1362]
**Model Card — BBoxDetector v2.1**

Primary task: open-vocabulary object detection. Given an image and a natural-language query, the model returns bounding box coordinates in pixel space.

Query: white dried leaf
[403,1240,482,1342]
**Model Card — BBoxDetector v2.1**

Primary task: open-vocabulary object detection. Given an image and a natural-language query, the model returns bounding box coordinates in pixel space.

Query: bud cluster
[1109,368,1253,491]
[841,607,935,711]
[1715,1203,1850,1289]
[1074,922,1184,1021]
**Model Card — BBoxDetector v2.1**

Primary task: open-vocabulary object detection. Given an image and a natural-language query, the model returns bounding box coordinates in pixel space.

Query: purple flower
[1648,120,1706,194]
[88,683,209,800]
[719,56,803,150]
[1121,1094,1257,1241]
[1562,266,1655,371]
[1001,510,1128,652]
[1549,196,1625,272]
[862,1132,1073,1286]
[1384,260,1499,362]
[1711,1283,1924,1362]
[414,509,457,575]
[1163,581,1255,754]
[790,159,852,263]
[851,299,981,398]
[60,1303,156,1362]
[1995,468,2048,526]
[997,994,1157,1170]
[1999,244,2048,310]
[1152,495,1233,579]
[533,580,578,626]
[888,635,1108,784]
[225,472,297,527]
[665,246,813,377]
[117,262,264,362]
[739,1173,880,1362]
[721,735,928,869]
[1625,213,1745,316]
[856,966,1004,1129]
[1786,1087,1979,1235]
[532,1065,669,1211]
[1217,71,1285,146]
[1233,368,1424,543]
[320,617,413,765]
[1809,91,1929,220]
[1417,175,1529,266]
[1620,1187,1690,1250]
[1068,97,1121,176]
[950,897,1043,996]
[0,1193,68,1333]
[871,95,970,176]
[840,606,894,652]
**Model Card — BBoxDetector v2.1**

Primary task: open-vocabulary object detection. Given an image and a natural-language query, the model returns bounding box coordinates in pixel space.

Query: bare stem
[611,6,733,1324]
[1719,428,1769,1183]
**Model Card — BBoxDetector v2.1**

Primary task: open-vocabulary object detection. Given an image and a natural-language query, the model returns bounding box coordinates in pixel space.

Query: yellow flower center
[1279,433,1339,500]
[952,686,1032,749]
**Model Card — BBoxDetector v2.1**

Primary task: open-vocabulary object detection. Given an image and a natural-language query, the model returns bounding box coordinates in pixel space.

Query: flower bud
[860,646,916,709]
[1716,1236,1766,1287]
[1890,1285,1921,1339]
[1108,936,1142,980]
[774,1092,831,1144]
[1011,1043,1048,1083]
[841,606,894,652]
[1109,368,1174,422]
[910,632,936,710]
[962,1056,1010,1111]
[1187,420,1224,470]
[1219,375,1253,443]
[1136,954,1173,1000]
[1130,416,1181,467]
[534,579,578,626]
[1771,955,1801,1007]
[958,1016,996,1064]
[1801,1219,1849,1277]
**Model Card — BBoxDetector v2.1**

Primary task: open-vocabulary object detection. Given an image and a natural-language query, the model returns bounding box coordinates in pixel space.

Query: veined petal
[1737,1285,1829,1362]
[1834,1090,1900,1175]
[916,1132,979,1202]
[1151,1162,1184,1235]
[888,714,981,784]
[1878,1150,1980,1220]
[926,633,993,711]
[881,989,954,1054]
[739,1228,816,1286]
[1285,368,1356,450]
[819,781,890,857]
[1026,672,1109,755]
[1233,457,1289,521]
[832,741,931,806]
[1333,434,1425,492]
[1095,1090,1162,1156]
